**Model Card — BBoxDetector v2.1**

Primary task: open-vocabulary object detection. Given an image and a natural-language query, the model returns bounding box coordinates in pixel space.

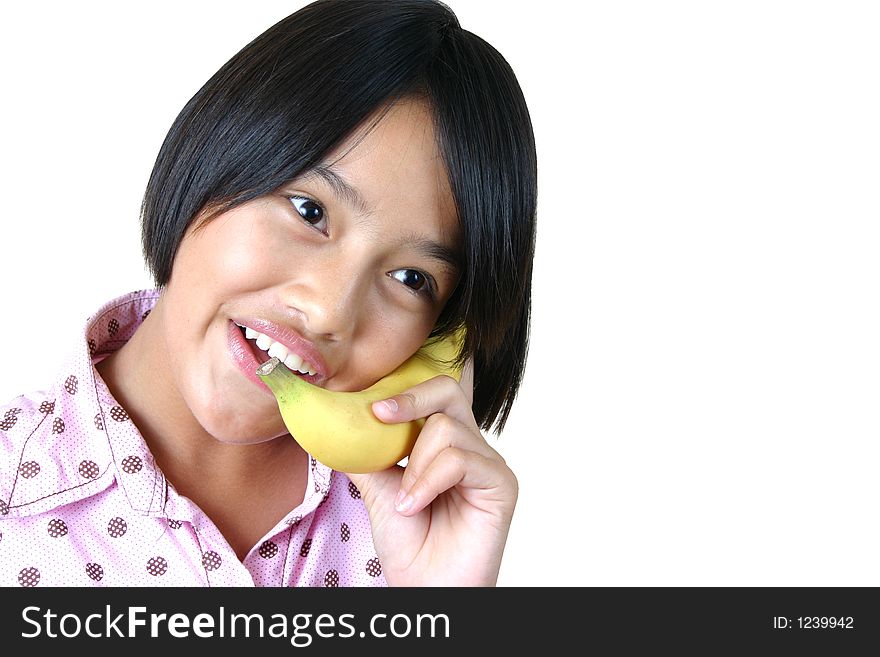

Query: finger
[410,411,492,462]
[395,445,511,516]
[399,412,500,494]
[371,374,475,429]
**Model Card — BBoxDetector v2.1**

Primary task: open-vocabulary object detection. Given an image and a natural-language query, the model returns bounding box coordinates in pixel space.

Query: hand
[347,359,518,586]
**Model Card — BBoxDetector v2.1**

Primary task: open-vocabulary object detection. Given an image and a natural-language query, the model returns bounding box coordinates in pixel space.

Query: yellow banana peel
[257,330,464,473]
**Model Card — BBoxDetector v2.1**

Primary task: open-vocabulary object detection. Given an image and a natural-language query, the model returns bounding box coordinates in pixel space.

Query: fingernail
[395,491,414,513]
[380,398,398,414]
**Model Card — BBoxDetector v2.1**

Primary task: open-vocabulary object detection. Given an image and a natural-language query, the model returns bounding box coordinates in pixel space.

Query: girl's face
[156,99,461,443]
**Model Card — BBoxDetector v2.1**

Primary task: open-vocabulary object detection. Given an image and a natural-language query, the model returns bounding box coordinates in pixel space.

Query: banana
[256,330,464,473]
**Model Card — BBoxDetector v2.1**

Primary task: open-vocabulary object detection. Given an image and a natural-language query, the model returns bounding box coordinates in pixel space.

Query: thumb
[371,374,474,428]
[371,392,421,424]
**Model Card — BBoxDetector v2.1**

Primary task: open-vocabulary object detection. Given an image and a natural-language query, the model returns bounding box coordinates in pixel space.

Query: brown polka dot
[64,375,79,395]
[88,339,97,355]
[94,413,104,430]
[340,523,350,542]
[39,400,55,414]
[121,455,143,474]
[0,408,20,431]
[202,551,222,571]
[52,417,65,434]
[146,556,168,576]
[47,518,68,538]
[18,567,40,587]
[300,538,312,557]
[79,460,100,479]
[348,481,361,499]
[324,569,339,587]
[107,517,128,538]
[167,519,182,529]
[259,541,279,559]
[108,318,120,336]
[86,563,104,581]
[19,461,40,479]
[285,515,303,527]
[0,499,8,515]
[366,557,382,578]
[110,406,129,422]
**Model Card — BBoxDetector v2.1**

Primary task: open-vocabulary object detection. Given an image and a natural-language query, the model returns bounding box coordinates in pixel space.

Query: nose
[280,258,370,341]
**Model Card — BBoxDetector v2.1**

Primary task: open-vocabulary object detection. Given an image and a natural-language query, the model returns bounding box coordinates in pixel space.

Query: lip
[227,318,328,388]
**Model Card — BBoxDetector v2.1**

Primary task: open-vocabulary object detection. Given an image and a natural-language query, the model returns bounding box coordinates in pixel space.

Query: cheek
[336,322,436,392]
[182,208,288,292]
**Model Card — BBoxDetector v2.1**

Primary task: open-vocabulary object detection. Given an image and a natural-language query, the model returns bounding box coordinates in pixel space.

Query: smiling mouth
[235,323,318,376]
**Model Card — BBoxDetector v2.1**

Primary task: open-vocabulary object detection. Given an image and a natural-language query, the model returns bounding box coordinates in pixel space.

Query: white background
[1,1,878,586]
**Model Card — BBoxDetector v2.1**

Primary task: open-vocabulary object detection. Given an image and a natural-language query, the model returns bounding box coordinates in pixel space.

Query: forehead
[320,98,459,243]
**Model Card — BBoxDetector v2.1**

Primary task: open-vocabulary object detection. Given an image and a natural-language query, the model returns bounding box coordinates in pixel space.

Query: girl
[0,0,536,587]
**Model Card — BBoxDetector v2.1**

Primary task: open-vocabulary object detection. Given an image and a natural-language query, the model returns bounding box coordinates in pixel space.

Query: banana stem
[256,356,282,378]
[256,356,296,400]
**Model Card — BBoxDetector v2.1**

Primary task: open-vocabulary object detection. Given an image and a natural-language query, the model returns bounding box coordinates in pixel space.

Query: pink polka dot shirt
[0,290,387,587]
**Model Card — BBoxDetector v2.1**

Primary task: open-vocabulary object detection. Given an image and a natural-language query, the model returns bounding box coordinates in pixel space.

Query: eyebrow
[401,233,462,275]
[306,164,371,216]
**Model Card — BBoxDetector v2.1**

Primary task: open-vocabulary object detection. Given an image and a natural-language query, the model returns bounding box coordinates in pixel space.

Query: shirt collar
[85,289,167,516]
[2,290,160,517]
[85,290,168,515]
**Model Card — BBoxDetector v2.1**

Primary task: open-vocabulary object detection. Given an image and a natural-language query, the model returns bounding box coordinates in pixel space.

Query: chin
[214,433,282,446]
[193,406,283,444]
[205,423,285,445]
[187,380,281,441]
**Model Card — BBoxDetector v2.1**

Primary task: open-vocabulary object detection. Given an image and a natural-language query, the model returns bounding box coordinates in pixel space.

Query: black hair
[141,0,537,433]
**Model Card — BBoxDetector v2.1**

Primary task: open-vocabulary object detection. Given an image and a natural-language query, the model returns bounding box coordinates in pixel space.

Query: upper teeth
[239,324,316,375]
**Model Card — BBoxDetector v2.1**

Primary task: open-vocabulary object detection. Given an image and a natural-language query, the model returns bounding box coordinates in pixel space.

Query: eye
[290,196,326,231]
[389,269,434,298]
